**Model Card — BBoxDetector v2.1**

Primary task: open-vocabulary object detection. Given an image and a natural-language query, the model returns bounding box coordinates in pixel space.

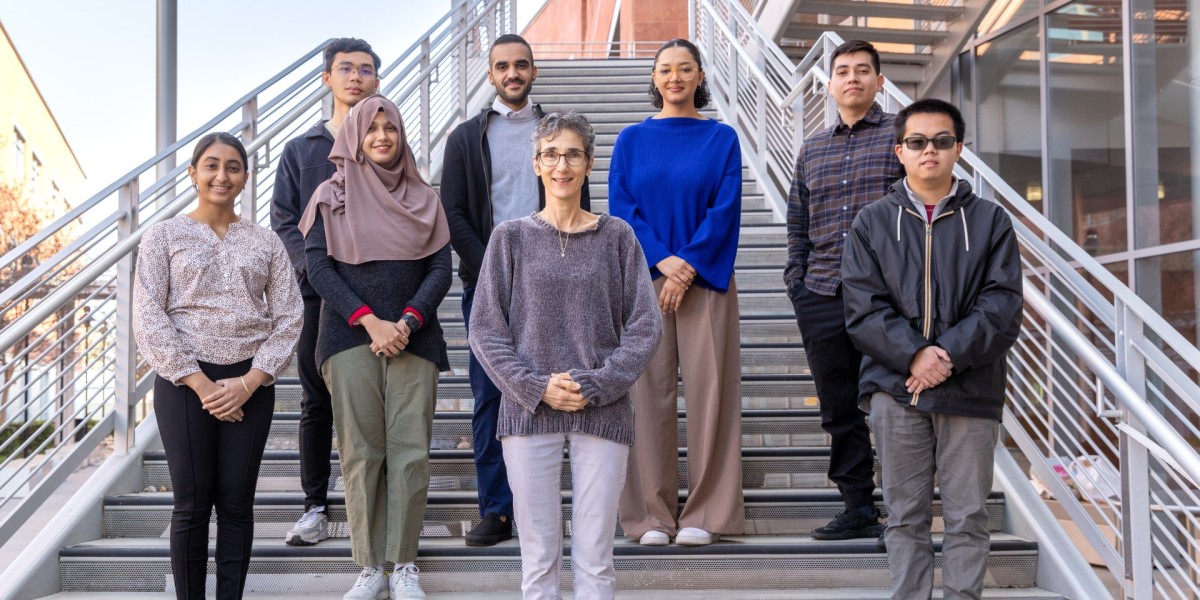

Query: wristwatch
[401,313,420,333]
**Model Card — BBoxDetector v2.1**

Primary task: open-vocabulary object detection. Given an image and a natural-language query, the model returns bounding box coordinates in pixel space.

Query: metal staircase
[2,0,1199,598]
[750,0,993,98]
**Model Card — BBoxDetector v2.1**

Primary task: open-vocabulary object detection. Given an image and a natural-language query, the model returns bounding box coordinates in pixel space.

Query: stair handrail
[0,0,512,551]
[691,1,1200,597]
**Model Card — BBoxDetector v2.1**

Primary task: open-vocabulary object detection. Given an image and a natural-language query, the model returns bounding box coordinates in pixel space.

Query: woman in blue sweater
[300,95,451,600]
[611,38,745,547]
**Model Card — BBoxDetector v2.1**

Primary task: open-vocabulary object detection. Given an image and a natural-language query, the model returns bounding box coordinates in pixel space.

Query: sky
[2,0,545,202]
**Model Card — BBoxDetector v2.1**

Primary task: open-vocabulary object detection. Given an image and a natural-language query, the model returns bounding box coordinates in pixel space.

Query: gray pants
[323,345,438,567]
[869,393,999,600]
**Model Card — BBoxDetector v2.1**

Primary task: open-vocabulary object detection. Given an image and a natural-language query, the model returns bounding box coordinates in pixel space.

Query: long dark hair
[648,39,711,110]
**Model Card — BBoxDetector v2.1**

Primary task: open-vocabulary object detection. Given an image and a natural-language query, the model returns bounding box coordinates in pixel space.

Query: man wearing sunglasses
[841,98,1022,599]
[440,34,591,548]
[784,39,903,541]
[271,37,381,547]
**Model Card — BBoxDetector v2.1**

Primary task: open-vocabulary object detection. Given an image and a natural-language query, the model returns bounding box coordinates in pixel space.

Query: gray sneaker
[390,563,427,599]
[285,506,329,546]
[344,566,388,600]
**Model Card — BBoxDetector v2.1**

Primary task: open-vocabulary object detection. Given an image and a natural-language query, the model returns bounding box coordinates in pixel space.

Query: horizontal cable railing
[692,0,1200,597]
[0,0,512,549]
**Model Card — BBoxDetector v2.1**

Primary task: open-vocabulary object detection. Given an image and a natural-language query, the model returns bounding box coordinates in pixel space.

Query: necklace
[557,228,570,257]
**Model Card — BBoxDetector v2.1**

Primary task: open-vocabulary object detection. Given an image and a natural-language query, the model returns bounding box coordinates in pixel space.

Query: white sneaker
[390,563,427,599]
[285,505,329,546]
[676,527,718,546]
[639,530,670,546]
[343,566,388,600]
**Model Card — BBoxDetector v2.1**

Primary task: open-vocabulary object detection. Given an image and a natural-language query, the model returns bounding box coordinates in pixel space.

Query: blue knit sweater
[608,117,742,292]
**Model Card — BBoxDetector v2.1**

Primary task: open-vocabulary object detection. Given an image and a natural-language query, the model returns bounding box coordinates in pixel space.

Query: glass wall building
[953,0,1199,347]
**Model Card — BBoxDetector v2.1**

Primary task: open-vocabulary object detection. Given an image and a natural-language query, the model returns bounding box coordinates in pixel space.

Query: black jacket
[440,104,591,285]
[270,120,335,298]
[841,179,1023,421]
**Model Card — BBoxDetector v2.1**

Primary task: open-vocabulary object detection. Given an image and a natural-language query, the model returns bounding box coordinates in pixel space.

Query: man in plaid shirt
[784,39,904,540]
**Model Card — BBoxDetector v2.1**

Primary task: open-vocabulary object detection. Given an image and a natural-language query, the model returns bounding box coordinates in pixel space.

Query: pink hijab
[299,95,449,263]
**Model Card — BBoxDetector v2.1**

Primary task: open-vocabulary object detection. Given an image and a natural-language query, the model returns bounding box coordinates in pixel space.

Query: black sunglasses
[902,135,959,151]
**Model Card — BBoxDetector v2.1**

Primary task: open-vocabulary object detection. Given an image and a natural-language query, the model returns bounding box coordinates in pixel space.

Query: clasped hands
[185,369,267,422]
[907,345,954,395]
[656,256,696,314]
[541,372,588,412]
[360,314,412,358]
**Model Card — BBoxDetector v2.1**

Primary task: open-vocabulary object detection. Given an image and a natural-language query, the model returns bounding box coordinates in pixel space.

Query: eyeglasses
[653,66,699,81]
[333,63,377,79]
[902,135,958,151]
[537,150,589,167]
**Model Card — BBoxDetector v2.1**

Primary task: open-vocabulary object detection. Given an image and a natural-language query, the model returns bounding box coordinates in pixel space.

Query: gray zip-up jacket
[841,179,1023,421]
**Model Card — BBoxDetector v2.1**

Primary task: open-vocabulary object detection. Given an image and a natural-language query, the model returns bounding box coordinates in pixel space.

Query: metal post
[1115,301,1152,599]
[240,98,258,221]
[457,0,470,121]
[156,0,178,210]
[419,38,433,178]
[507,0,516,34]
[726,8,739,114]
[114,181,140,455]
[688,0,696,41]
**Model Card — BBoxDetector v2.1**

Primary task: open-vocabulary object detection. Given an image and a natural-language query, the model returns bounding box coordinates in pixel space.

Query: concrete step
[446,242,784,271]
[141,447,882,494]
[56,534,1041,594]
[40,590,1069,599]
[266,408,831,452]
[430,315,797,347]
[273,372,821,413]
[792,0,965,21]
[101,489,1007,540]
[428,289,792,322]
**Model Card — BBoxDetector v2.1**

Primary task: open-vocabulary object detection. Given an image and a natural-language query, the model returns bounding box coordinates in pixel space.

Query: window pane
[1047,2,1127,255]
[1137,249,1199,348]
[1130,0,1198,249]
[976,22,1042,212]
[979,0,1042,36]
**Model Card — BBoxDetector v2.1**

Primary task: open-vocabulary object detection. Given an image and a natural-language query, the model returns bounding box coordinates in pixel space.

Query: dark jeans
[297,294,333,511]
[155,359,274,600]
[789,285,876,508]
[462,286,513,517]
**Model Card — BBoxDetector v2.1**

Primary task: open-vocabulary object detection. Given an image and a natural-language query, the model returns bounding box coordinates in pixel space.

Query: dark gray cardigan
[467,214,662,446]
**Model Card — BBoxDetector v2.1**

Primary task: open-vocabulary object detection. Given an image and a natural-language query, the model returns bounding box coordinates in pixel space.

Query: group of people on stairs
[133,32,1021,600]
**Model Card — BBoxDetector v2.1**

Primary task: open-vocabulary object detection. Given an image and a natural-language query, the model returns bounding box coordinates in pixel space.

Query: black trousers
[789,285,876,508]
[155,359,274,600]
[297,294,333,511]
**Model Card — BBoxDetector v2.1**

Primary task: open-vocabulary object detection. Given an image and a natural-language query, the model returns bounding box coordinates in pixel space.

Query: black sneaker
[812,505,885,540]
[465,513,512,547]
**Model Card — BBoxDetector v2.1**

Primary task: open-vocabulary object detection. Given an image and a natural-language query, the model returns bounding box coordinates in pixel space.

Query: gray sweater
[468,213,662,445]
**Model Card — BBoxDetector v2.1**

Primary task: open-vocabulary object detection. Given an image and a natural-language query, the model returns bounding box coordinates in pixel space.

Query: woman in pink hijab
[300,94,450,600]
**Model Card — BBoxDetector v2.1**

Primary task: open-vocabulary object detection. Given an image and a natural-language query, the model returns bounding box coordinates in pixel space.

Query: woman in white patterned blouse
[133,132,303,600]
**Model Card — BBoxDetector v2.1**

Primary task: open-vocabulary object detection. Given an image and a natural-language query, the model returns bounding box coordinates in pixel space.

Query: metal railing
[691,0,1200,597]
[0,0,513,549]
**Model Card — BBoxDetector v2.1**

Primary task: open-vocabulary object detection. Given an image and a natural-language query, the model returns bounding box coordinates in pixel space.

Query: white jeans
[502,432,629,600]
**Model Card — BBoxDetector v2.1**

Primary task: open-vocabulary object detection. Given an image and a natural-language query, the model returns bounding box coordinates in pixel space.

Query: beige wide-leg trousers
[619,277,744,539]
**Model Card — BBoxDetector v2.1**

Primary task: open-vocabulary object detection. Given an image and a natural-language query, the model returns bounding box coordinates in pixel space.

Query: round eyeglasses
[537,151,589,168]
[653,66,699,81]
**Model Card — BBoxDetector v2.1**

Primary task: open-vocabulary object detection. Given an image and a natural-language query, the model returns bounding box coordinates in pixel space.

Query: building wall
[523,0,687,59]
[0,23,85,210]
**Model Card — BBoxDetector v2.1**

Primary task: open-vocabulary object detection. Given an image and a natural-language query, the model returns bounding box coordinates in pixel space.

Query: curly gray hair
[530,110,595,157]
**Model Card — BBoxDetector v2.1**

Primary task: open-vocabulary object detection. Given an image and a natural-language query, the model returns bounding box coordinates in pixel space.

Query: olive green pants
[322,345,437,566]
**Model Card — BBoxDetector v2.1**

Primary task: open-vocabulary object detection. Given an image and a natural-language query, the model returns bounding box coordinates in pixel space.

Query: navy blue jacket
[271,120,335,298]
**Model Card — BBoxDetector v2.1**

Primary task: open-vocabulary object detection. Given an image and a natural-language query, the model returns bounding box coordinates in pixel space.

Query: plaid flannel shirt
[785,103,905,297]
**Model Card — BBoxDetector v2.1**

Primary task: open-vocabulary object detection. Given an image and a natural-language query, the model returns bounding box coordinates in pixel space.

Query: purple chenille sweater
[468,213,662,446]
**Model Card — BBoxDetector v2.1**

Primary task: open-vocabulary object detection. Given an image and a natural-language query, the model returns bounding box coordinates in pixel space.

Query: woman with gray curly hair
[468,110,662,599]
